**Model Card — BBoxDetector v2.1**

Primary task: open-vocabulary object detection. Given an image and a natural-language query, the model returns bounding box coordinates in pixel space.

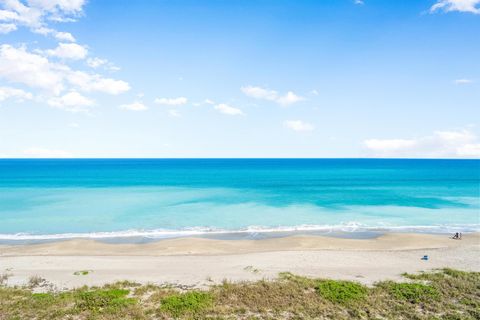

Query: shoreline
[1,226,478,244]
[0,229,385,245]
[0,232,478,256]
[1,232,478,289]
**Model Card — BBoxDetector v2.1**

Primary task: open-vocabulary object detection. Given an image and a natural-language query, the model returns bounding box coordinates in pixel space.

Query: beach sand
[1,233,479,290]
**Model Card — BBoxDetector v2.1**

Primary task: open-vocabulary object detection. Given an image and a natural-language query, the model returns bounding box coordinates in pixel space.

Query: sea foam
[0,223,478,240]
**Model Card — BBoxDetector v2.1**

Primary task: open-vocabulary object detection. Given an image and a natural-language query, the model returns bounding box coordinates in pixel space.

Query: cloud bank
[23,147,72,158]
[0,0,130,114]
[364,129,480,158]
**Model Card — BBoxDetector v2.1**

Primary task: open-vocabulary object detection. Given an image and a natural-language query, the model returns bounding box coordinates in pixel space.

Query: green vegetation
[315,279,367,304]
[76,288,137,311]
[160,291,213,317]
[74,270,91,276]
[385,282,439,303]
[0,268,478,319]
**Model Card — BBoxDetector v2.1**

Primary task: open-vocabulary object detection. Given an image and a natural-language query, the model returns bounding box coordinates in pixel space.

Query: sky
[0,0,479,158]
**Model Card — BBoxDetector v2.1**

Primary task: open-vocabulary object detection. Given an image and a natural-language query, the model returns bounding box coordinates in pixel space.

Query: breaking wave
[0,223,478,240]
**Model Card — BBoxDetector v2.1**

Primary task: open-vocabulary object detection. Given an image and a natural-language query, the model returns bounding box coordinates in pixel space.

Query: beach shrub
[440,313,468,320]
[75,288,136,311]
[160,291,213,317]
[386,282,439,303]
[314,280,367,304]
[0,269,478,319]
[403,268,477,282]
[442,268,471,279]
[279,272,315,287]
[32,292,54,301]
[73,270,90,276]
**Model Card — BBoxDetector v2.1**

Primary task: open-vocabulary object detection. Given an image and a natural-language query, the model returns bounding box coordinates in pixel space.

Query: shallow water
[0,159,478,241]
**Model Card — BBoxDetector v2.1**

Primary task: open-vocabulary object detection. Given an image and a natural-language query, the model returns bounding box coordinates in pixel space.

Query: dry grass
[27,275,47,288]
[0,268,478,319]
[0,273,10,286]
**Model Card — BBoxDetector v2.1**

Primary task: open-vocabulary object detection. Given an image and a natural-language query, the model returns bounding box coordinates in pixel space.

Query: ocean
[0,159,478,241]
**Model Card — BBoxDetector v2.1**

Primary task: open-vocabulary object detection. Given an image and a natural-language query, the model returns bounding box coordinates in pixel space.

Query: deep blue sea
[0,159,479,240]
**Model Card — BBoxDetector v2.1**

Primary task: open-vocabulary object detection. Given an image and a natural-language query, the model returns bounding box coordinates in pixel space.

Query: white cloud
[119,101,147,111]
[0,9,20,20]
[354,0,364,4]
[214,103,244,116]
[86,57,119,71]
[0,44,65,95]
[47,91,94,112]
[32,26,53,35]
[241,85,305,106]
[0,1,130,114]
[28,0,86,14]
[457,143,480,157]
[0,45,130,96]
[0,0,85,26]
[193,98,215,106]
[23,147,72,158]
[107,65,120,72]
[241,86,278,100]
[33,27,75,42]
[0,22,17,33]
[168,109,181,117]
[364,129,480,158]
[0,86,33,102]
[55,31,75,42]
[276,91,305,106]
[454,79,473,84]
[284,120,315,132]
[47,42,88,60]
[154,97,188,106]
[0,0,86,39]
[310,89,319,96]
[86,57,107,68]
[67,71,130,94]
[430,0,480,14]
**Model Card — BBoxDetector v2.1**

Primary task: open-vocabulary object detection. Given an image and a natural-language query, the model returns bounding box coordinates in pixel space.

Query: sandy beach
[0,232,478,290]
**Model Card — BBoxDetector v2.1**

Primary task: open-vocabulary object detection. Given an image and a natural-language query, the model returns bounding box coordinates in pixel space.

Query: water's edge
[1,224,477,245]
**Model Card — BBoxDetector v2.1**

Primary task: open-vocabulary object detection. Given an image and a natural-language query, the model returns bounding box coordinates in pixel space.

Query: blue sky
[0,0,479,158]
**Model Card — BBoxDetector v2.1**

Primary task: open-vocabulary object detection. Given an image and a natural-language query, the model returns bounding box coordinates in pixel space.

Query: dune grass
[0,268,478,319]
[160,291,213,317]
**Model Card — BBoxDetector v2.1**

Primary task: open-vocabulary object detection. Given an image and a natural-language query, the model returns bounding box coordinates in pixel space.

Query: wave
[0,223,479,240]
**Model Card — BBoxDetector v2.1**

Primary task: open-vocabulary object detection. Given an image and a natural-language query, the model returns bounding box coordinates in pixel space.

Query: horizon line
[0,157,478,161]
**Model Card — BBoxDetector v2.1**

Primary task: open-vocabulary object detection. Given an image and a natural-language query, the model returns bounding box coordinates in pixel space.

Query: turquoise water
[0,159,479,240]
